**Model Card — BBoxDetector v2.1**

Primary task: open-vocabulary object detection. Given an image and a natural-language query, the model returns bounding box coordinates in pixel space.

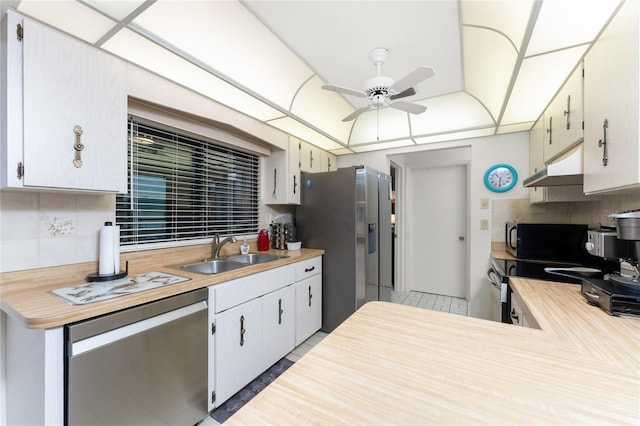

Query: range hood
[523,145,584,187]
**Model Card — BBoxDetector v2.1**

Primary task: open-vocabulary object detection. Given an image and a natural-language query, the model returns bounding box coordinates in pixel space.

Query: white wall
[337,132,530,319]
[0,192,114,273]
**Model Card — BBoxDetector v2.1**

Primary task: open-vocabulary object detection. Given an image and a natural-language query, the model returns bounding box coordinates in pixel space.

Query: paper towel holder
[86,260,129,282]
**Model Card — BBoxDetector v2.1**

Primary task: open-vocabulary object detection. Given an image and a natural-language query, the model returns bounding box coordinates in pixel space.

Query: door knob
[459,236,465,241]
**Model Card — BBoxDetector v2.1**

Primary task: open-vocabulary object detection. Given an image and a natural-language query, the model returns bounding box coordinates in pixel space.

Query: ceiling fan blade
[322,84,366,98]
[390,101,427,115]
[389,87,416,100]
[342,107,370,122]
[389,66,434,94]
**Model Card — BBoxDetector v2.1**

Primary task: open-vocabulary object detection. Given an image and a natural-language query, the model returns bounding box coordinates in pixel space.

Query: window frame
[116,114,261,250]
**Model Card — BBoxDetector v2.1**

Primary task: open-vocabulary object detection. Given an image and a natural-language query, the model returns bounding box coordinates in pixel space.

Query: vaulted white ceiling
[3,0,624,154]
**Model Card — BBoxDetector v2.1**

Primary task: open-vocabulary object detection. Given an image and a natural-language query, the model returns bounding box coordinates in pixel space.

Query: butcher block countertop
[229,280,640,425]
[0,243,324,329]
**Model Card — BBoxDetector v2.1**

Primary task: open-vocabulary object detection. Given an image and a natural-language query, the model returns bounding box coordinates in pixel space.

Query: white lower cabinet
[211,297,263,407]
[294,274,322,346]
[262,285,296,369]
[510,288,540,329]
[208,256,322,410]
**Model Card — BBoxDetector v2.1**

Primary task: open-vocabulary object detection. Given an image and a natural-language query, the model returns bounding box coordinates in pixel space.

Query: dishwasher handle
[70,300,207,357]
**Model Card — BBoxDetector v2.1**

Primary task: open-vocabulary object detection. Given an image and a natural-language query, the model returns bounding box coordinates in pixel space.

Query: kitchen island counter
[228,279,639,425]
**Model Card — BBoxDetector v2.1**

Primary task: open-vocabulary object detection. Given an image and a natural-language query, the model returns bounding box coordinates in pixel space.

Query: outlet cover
[480,198,489,209]
[480,219,489,230]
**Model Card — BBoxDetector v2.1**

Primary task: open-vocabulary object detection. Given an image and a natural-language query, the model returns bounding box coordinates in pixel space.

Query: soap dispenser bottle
[240,238,250,255]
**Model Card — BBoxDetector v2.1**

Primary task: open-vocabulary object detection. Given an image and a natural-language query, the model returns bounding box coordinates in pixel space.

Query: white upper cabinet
[529,116,545,203]
[544,64,584,162]
[262,136,301,205]
[1,11,127,193]
[583,0,640,194]
[298,139,322,173]
[320,150,337,172]
[529,113,587,204]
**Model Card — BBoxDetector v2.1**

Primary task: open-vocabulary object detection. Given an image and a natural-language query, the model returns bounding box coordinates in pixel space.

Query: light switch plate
[480,219,489,230]
[480,198,489,209]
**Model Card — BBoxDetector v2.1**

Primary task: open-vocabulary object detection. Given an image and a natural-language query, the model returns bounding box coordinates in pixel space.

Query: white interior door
[406,165,466,298]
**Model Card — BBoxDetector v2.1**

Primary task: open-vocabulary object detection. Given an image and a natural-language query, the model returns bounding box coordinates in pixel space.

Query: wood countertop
[228,280,640,425]
[0,244,324,329]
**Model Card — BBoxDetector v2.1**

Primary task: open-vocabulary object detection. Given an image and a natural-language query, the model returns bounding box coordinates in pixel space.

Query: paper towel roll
[99,222,115,275]
[113,225,120,274]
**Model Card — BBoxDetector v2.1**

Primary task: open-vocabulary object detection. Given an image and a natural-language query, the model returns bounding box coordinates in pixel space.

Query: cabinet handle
[293,175,297,195]
[328,157,331,171]
[563,95,571,130]
[308,285,313,307]
[240,315,246,346]
[278,298,283,324]
[546,116,552,145]
[310,151,313,168]
[73,125,84,168]
[305,266,315,273]
[598,119,609,167]
[273,168,277,198]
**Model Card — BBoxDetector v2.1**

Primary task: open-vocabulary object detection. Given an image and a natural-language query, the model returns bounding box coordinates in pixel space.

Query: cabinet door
[320,150,337,172]
[544,65,583,162]
[529,116,545,203]
[263,150,286,204]
[212,298,263,407]
[287,138,301,203]
[21,17,126,192]
[583,0,640,194]
[295,274,322,346]
[299,140,321,173]
[262,285,295,369]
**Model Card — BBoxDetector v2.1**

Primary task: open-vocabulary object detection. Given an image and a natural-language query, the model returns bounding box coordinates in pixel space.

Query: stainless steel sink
[172,253,287,275]
[225,253,288,264]
[179,259,248,275]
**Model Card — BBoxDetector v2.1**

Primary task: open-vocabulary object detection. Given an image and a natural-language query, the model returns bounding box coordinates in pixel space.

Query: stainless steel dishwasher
[65,288,209,426]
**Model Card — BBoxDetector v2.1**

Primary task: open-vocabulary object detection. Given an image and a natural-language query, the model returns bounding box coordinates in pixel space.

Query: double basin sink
[175,253,288,275]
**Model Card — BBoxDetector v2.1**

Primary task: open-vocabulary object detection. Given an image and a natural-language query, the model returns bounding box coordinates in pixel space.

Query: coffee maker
[581,211,640,316]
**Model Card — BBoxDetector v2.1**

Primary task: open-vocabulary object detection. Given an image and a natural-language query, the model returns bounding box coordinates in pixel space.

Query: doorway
[405,164,467,298]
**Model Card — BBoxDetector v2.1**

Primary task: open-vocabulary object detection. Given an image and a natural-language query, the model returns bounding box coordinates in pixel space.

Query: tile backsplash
[491,194,639,241]
[0,192,114,272]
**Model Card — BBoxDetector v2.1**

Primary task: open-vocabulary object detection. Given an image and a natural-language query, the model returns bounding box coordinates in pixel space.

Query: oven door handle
[71,301,208,356]
[488,269,509,303]
[487,269,498,286]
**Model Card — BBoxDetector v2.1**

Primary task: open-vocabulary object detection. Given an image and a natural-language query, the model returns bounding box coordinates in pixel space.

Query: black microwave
[505,223,589,262]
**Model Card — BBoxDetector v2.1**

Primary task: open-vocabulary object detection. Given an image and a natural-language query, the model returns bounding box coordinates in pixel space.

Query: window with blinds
[116,119,260,246]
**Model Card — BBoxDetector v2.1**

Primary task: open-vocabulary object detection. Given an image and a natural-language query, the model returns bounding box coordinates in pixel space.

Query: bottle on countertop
[257,229,270,251]
[240,238,250,255]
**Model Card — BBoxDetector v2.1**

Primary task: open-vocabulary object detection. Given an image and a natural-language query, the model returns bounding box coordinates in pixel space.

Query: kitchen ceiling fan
[322,47,434,122]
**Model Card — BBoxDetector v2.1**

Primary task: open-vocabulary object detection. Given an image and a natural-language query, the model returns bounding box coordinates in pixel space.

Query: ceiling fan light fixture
[322,47,434,121]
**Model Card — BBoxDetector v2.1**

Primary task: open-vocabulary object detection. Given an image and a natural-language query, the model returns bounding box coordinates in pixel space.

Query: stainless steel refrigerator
[296,166,392,333]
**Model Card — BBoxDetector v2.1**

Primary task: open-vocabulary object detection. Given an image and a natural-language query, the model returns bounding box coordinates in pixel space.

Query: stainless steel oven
[65,288,209,425]
[487,260,509,323]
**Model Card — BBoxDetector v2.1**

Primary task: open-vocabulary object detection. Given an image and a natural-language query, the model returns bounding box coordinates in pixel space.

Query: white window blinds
[116,118,260,246]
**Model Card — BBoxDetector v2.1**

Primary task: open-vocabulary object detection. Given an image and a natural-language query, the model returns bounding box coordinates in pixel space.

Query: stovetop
[491,257,618,284]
